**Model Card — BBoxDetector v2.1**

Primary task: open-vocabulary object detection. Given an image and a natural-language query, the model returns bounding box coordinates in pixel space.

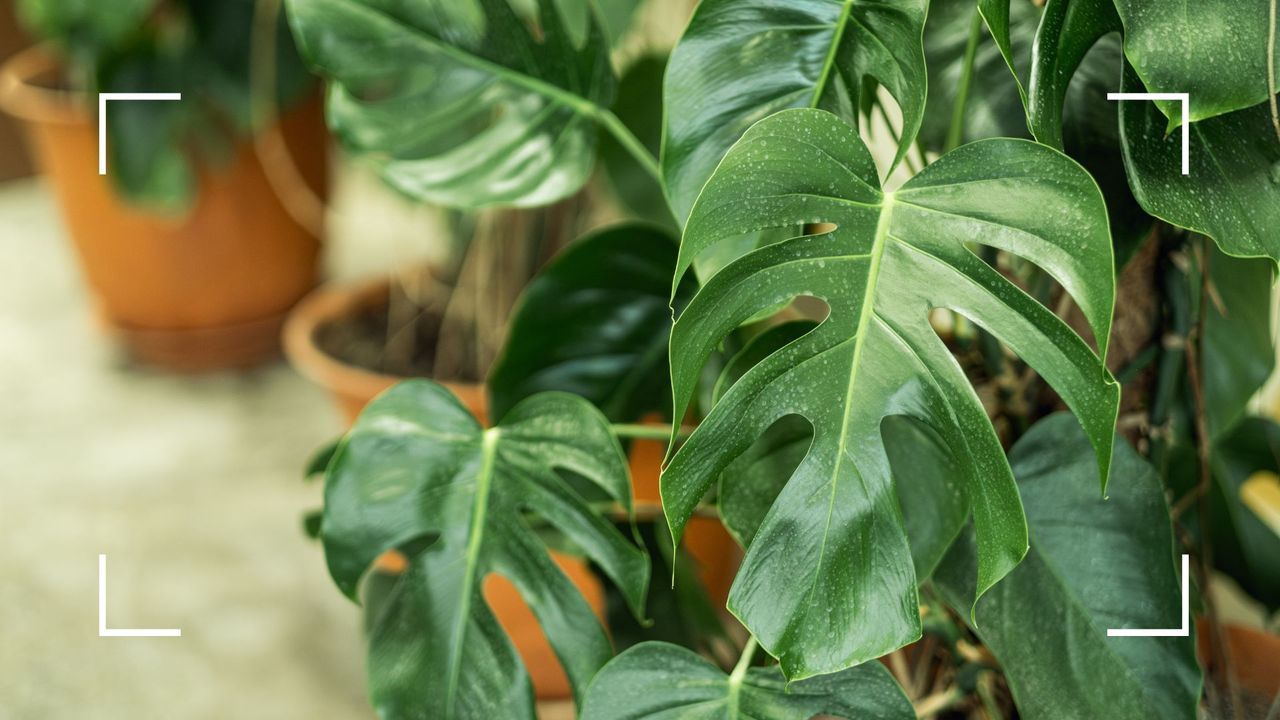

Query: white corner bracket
[1105,92,1190,175]
[1107,554,1190,638]
[98,554,182,638]
[97,93,183,175]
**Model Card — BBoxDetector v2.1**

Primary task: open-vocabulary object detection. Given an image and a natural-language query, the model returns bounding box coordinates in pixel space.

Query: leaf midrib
[800,193,896,635]
[330,0,603,119]
[445,427,501,719]
[809,0,856,107]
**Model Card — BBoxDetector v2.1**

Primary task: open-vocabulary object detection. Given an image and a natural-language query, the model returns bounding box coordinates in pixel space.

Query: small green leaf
[661,0,928,225]
[488,223,677,423]
[323,381,649,717]
[286,0,615,208]
[664,108,1118,679]
[935,413,1202,720]
[579,641,915,720]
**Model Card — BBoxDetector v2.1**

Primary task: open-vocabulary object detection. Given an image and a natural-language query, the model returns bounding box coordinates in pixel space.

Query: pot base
[110,307,291,373]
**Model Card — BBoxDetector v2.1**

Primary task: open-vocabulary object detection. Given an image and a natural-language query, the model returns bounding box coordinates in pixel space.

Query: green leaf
[322,381,649,717]
[488,223,676,423]
[1025,0,1121,150]
[599,56,674,227]
[16,0,157,54]
[661,0,927,225]
[663,108,1119,678]
[1112,0,1280,125]
[975,0,1031,107]
[578,641,915,720]
[1211,418,1280,609]
[715,323,968,581]
[1203,247,1275,439]
[935,413,1202,720]
[286,0,615,209]
[920,0,1035,152]
[1119,68,1280,263]
[98,38,197,213]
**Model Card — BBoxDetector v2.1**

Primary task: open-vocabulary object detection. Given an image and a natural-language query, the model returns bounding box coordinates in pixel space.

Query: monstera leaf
[286,0,617,208]
[489,224,677,423]
[1111,0,1279,124]
[579,642,914,720]
[1025,0,1122,150]
[935,414,1201,720]
[919,0,1036,151]
[660,0,928,225]
[715,323,969,582]
[661,108,1119,679]
[322,381,648,718]
[1119,67,1280,262]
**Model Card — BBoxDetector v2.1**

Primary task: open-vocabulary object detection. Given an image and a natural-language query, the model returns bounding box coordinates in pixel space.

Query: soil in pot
[0,46,327,372]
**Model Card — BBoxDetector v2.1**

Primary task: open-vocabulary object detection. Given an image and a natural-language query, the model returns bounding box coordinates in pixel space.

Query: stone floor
[0,178,371,718]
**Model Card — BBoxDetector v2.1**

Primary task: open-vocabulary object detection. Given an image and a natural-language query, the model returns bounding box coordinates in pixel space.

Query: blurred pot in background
[0,0,326,371]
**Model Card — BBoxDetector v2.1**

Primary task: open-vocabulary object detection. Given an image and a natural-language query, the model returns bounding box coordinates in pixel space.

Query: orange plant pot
[0,47,326,371]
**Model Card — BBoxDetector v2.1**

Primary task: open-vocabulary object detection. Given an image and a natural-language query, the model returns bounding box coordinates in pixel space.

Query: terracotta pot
[282,278,486,424]
[0,46,326,371]
[1198,621,1280,699]
[284,277,594,699]
[627,417,741,605]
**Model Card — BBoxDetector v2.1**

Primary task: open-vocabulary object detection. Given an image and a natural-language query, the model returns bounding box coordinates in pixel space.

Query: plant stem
[729,635,758,684]
[1269,0,1280,143]
[596,108,663,185]
[611,423,694,441]
[945,8,984,152]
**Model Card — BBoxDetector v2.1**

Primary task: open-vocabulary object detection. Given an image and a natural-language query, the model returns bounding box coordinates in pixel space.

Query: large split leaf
[322,381,648,718]
[661,0,928,225]
[935,414,1201,720]
[578,641,914,720]
[662,108,1119,678]
[1111,0,1280,125]
[714,323,968,581]
[1119,68,1280,262]
[286,0,615,208]
[489,223,677,423]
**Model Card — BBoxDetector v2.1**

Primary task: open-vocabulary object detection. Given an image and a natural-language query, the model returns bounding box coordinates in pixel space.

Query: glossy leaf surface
[579,641,914,720]
[663,109,1119,678]
[935,414,1201,720]
[1119,69,1280,262]
[489,224,677,423]
[323,381,648,718]
[1112,0,1280,124]
[287,0,614,208]
[661,0,927,225]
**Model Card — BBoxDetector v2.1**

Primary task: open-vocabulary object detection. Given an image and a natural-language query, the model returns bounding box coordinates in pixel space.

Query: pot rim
[283,276,484,400]
[0,45,90,126]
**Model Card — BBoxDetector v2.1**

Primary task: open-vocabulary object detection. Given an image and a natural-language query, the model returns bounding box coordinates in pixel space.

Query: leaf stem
[596,108,663,185]
[611,423,694,441]
[1268,0,1279,143]
[945,8,984,152]
[729,635,758,684]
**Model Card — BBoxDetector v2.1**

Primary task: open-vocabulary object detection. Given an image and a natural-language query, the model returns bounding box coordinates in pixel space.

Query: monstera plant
[288,0,1279,717]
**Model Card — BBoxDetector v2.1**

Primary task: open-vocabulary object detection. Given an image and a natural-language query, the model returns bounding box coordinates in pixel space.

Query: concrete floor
[0,178,370,718]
